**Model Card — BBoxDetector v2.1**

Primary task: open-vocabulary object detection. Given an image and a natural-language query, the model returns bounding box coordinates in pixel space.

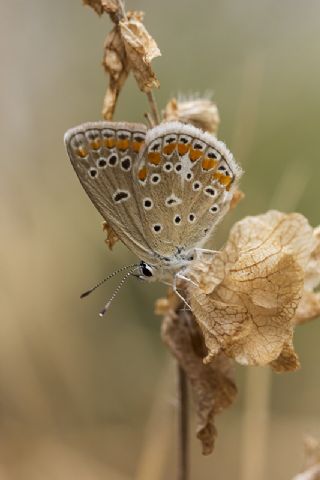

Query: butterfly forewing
[64,121,158,262]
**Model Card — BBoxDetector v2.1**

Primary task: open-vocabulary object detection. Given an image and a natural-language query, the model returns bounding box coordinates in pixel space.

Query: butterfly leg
[176,271,198,288]
[194,247,218,256]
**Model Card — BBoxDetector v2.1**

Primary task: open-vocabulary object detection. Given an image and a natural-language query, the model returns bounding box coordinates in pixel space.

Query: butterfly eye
[140,262,153,277]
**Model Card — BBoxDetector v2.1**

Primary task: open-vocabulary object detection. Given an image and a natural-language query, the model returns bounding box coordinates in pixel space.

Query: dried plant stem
[240,367,271,480]
[144,112,155,128]
[177,365,189,480]
[146,90,161,125]
[135,359,174,480]
[116,0,127,21]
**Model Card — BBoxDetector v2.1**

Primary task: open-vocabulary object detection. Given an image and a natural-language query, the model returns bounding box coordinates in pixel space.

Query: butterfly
[64,121,242,311]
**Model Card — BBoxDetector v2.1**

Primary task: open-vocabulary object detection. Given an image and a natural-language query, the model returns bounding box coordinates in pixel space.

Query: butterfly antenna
[80,264,138,299]
[99,269,136,317]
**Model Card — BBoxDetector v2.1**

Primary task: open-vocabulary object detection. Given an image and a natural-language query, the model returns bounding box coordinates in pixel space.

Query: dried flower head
[186,210,319,369]
[163,96,220,134]
[85,0,161,119]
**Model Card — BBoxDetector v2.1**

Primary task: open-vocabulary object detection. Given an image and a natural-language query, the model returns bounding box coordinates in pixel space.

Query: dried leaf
[83,0,122,17]
[119,12,161,92]
[293,226,320,324]
[187,211,316,367]
[161,303,237,455]
[304,226,320,290]
[270,340,300,373]
[83,0,105,15]
[292,436,320,480]
[163,97,220,134]
[294,291,320,325]
[102,221,119,250]
[102,26,129,119]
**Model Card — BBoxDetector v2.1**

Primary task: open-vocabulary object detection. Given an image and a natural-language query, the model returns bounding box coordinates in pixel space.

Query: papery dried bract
[164,97,220,134]
[119,12,161,92]
[187,211,316,367]
[160,297,237,455]
[294,226,320,325]
[102,221,119,250]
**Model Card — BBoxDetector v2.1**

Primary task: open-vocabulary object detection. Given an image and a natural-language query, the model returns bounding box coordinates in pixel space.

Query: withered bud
[163,97,220,134]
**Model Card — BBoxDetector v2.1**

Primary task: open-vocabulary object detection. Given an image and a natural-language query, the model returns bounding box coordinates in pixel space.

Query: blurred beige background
[1,1,320,479]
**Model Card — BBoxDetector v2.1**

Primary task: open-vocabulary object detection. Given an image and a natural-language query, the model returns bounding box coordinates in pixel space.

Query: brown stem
[146,90,161,125]
[144,112,155,128]
[177,364,189,480]
[108,0,127,24]
[116,0,127,20]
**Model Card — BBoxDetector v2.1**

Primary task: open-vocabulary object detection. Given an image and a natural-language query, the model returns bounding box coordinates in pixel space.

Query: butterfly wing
[64,121,158,263]
[132,121,242,259]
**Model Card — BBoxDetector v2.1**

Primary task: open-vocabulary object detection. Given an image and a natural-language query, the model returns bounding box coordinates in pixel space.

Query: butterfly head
[135,261,156,281]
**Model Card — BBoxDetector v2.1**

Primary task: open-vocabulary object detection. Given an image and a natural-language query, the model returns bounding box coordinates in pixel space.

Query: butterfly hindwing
[133,122,242,258]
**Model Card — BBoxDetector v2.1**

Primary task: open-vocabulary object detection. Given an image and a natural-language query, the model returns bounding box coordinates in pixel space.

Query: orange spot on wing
[104,137,116,149]
[117,139,129,151]
[189,149,203,162]
[90,139,101,150]
[76,147,88,158]
[213,172,233,190]
[132,140,144,152]
[202,157,218,171]
[163,143,177,155]
[177,143,190,156]
[138,166,148,181]
[148,152,161,165]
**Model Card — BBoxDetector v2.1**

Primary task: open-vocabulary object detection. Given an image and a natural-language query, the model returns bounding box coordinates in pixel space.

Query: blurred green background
[1,1,320,479]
